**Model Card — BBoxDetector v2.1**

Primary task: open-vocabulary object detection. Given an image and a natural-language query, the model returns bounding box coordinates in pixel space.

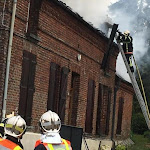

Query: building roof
[50,0,118,47]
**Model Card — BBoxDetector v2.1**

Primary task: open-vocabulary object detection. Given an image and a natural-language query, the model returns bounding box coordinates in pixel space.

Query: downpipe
[2,0,17,120]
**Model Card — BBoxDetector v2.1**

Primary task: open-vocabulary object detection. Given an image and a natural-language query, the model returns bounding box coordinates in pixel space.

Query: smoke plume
[60,0,147,82]
[109,2,149,82]
[61,0,116,28]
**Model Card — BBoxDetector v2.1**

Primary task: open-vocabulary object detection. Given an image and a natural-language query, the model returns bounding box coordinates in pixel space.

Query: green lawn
[127,134,150,150]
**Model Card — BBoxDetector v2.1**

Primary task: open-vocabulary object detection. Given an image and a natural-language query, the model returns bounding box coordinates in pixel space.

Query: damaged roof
[50,0,110,41]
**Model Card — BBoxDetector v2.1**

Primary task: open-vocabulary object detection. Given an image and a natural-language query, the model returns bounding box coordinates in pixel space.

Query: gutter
[2,0,17,120]
[111,77,121,150]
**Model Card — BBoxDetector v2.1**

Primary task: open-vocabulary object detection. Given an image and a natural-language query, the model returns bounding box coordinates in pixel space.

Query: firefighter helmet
[124,30,130,35]
[39,110,61,133]
[4,115,26,138]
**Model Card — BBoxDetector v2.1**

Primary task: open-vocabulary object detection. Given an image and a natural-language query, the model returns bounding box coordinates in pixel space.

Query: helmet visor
[5,123,26,137]
[41,120,61,132]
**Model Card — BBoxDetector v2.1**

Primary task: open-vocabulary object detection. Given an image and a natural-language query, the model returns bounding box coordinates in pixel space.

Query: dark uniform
[117,31,134,72]
[0,118,8,138]
[0,123,4,138]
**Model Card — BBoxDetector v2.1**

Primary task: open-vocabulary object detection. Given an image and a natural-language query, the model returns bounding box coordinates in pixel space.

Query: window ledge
[26,33,41,43]
[104,71,111,77]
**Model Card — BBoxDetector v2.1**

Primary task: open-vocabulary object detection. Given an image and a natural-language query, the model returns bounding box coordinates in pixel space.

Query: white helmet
[4,115,26,138]
[124,30,130,35]
[39,110,61,133]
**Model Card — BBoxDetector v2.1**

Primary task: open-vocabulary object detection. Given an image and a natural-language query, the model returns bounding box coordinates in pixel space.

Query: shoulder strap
[47,144,54,150]
[62,139,70,150]
[42,139,71,150]
[13,145,22,150]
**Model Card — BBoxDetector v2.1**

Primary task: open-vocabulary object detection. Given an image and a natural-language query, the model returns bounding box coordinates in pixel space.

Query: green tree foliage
[132,112,148,134]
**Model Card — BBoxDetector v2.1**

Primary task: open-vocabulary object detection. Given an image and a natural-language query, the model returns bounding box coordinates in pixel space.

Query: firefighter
[0,118,8,138]
[0,115,26,150]
[34,110,72,150]
[117,30,134,72]
[0,122,4,138]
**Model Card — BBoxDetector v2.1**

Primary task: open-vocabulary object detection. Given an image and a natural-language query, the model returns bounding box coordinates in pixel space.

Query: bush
[115,144,126,150]
[132,113,148,134]
[144,130,150,139]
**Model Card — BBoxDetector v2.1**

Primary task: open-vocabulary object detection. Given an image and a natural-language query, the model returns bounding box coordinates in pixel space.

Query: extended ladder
[116,40,150,129]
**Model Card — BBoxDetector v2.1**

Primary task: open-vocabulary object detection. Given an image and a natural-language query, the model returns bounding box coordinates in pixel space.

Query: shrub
[132,113,148,134]
[144,130,150,139]
[115,144,126,150]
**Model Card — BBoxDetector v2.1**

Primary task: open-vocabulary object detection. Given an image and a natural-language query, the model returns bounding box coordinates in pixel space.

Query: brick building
[0,0,133,142]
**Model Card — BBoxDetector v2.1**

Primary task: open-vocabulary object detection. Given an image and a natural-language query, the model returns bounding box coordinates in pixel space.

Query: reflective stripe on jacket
[0,137,3,142]
[0,139,22,150]
[124,52,133,55]
[0,123,4,127]
[35,138,72,150]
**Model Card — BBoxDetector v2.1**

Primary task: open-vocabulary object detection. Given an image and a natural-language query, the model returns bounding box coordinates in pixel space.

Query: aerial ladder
[102,23,150,130]
[116,29,150,130]
[84,24,150,150]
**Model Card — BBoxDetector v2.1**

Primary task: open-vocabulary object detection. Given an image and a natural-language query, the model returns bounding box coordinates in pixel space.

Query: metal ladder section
[116,40,150,129]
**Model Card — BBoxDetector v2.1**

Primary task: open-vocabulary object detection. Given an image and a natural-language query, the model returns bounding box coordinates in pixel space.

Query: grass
[127,134,150,150]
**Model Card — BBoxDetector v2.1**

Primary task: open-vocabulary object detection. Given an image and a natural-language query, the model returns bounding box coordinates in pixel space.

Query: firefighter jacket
[0,123,4,137]
[0,138,22,150]
[34,138,72,150]
[117,33,133,54]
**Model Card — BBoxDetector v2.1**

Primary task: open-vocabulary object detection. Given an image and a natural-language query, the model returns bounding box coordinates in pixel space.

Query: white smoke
[110,5,148,82]
[61,0,116,28]
[60,0,143,82]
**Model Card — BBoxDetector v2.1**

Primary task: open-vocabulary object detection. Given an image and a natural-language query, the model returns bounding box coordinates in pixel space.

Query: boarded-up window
[47,64,69,123]
[96,84,111,136]
[116,98,124,135]
[68,72,80,126]
[85,79,95,133]
[27,0,42,35]
[96,84,103,135]
[58,67,70,123]
[19,50,36,125]
[47,62,61,113]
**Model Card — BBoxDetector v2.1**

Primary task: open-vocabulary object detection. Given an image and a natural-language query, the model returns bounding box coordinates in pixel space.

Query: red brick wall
[115,80,133,139]
[0,0,133,140]
[0,0,12,117]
